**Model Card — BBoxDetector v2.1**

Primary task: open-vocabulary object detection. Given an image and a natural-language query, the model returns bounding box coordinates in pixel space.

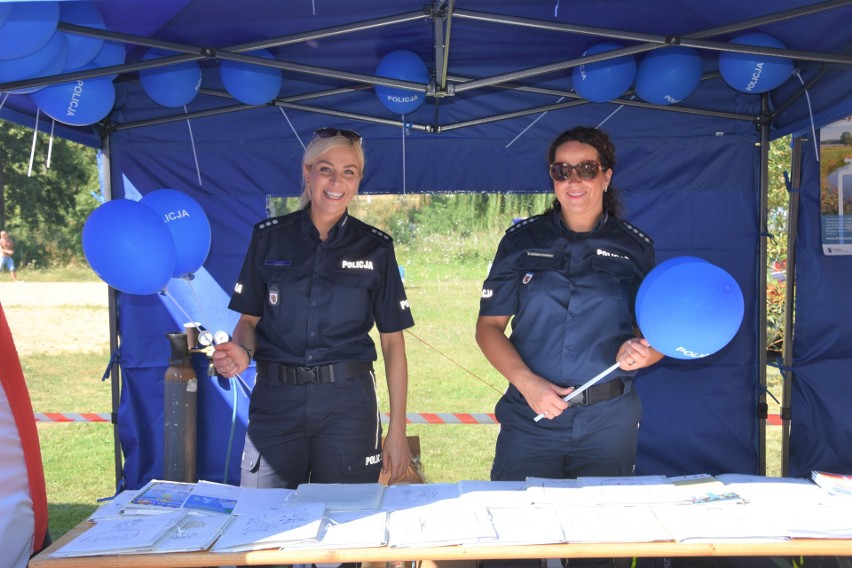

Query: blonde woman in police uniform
[214,128,414,492]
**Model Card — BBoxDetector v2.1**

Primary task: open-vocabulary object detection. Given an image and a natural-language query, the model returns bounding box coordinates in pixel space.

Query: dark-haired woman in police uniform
[477,126,664,488]
[214,128,414,490]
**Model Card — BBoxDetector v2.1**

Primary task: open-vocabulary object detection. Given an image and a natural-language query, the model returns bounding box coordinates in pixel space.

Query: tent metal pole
[99,129,124,490]
[780,137,803,477]
[432,0,452,93]
[439,95,756,132]
[758,96,770,476]
[430,0,453,132]
[454,1,852,43]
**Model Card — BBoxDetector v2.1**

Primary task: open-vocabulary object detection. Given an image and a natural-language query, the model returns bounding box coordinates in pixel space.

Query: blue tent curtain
[788,135,852,478]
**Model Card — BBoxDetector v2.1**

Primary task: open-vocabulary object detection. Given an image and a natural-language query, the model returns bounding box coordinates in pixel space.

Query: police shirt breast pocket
[515,251,561,296]
[258,265,298,313]
[332,270,379,314]
[591,257,637,302]
[333,269,379,290]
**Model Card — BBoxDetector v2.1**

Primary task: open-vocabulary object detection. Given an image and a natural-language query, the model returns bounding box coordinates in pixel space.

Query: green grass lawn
[24,234,786,541]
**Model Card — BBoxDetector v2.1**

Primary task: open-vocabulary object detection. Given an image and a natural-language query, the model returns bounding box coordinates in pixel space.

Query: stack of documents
[48,473,852,559]
[50,511,231,557]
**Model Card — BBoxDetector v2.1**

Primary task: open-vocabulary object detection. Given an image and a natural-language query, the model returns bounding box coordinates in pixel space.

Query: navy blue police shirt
[479,209,655,387]
[229,207,414,365]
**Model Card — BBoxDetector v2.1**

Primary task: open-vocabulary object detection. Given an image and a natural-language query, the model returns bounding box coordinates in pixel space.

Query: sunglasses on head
[548,160,602,182]
[314,128,362,142]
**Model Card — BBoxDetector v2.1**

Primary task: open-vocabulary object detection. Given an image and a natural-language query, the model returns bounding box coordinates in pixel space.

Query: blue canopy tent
[1,0,850,490]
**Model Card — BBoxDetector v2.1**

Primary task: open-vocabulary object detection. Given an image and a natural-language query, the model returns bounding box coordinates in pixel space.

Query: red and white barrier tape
[34,412,784,426]
[35,412,111,423]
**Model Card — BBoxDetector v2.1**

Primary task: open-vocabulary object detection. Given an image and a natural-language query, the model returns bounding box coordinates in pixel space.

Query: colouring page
[380,483,459,511]
[211,502,325,553]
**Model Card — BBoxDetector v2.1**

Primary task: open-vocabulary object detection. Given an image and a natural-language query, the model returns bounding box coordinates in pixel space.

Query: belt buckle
[296,366,318,384]
[573,388,590,406]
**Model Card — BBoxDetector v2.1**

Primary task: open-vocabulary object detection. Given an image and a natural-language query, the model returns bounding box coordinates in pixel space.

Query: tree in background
[766,136,792,356]
[0,122,99,269]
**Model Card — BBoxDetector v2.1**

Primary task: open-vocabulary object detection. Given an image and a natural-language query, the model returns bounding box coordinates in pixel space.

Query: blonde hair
[298,135,366,209]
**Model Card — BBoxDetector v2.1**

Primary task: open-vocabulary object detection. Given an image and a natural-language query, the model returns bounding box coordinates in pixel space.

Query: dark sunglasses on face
[548,160,602,182]
[314,127,362,142]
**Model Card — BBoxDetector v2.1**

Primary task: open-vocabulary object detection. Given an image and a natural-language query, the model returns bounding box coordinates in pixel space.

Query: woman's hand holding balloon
[617,337,658,371]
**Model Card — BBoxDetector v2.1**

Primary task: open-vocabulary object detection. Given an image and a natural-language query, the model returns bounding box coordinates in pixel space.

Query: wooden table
[29,519,852,568]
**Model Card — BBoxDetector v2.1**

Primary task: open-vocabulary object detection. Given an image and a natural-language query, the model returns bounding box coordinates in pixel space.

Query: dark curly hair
[546,126,624,220]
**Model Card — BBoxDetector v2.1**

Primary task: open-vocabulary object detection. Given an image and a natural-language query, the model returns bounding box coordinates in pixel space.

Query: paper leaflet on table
[457,479,532,508]
[182,480,241,515]
[481,506,565,545]
[291,482,385,511]
[284,510,389,549]
[124,479,194,511]
[386,501,495,547]
[811,470,852,496]
[380,482,460,511]
[556,505,672,543]
[210,502,326,553]
[50,511,185,557]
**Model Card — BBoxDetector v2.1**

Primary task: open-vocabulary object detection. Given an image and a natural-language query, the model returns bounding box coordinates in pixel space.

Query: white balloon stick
[534,361,621,423]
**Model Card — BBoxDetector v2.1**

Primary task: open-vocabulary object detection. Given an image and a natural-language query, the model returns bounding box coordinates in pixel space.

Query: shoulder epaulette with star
[349,216,394,244]
[505,214,546,237]
[619,219,654,246]
[254,213,296,233]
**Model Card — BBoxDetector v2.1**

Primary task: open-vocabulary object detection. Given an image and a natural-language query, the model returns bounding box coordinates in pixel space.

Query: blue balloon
[374,50,429,115]
[220,48,282,105]
[0,4,13,29]
[0,1,59,61]
[140,189,211,278]
[139,48,201,107]
[91,41,126,81]
[82,200,176,295]
[60,1,105,70]
[719,33,793,94]
[635,46,702,105]
[31,63,116,126]
[0,30,68,94]
[572,42,636,103]
[635,256,744,360]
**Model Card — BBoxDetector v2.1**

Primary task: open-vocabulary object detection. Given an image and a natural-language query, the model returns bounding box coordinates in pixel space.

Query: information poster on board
[820,116,852,255]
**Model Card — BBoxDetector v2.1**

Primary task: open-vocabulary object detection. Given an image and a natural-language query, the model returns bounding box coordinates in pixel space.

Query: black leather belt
[570,377,629,405]
[257,360,373,385]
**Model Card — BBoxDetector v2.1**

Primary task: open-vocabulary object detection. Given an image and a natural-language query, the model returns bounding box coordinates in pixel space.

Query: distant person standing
[0,230,19,282]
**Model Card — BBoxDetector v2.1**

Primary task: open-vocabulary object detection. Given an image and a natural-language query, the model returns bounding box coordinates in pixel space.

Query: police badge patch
[523,272,534,285]
[268,283,279,306]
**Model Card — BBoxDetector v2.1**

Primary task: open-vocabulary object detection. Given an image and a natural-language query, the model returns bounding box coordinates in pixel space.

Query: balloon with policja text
[718,32,793,94]
[31,63,116,126]
[635,256,745,360]
[572,42,636,103]
[140,189,211,279]
[82,200,176,295]
[374,50,429,115]
[635,46,703,106]
[535,255,745,422]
